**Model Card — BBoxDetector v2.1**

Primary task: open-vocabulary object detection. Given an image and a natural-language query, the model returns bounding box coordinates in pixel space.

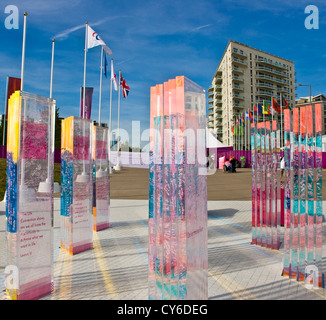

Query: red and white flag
[120,73,130,99]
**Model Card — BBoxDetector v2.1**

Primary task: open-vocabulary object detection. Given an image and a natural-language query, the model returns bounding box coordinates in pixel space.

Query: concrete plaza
[0,168,325,300]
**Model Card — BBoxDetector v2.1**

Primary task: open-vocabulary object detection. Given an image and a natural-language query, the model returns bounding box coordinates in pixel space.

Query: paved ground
[0,196,325,300]
[109,167,255,201]
[110,167,326,201]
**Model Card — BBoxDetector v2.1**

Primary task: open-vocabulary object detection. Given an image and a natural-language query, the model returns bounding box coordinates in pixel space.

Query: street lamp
[297,83,312,103]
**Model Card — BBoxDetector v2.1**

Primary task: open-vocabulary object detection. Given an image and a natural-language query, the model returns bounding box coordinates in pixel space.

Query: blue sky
[0,0,325,146]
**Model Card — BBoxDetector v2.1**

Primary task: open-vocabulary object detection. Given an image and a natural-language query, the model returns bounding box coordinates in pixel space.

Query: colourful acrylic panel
[251,120,281,251]
[6,91,55,300]
[251,123,256,245]
[61,116,93,255]
[282,105,323,286]
[149,76,207,300]
[314,104,323,287]
[92,125,110,231]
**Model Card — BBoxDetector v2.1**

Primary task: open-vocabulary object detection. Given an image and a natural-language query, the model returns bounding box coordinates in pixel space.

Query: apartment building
[207,40,296,147]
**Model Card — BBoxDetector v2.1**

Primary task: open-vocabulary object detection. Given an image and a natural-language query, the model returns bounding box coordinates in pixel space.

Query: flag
[111,60,118,91]
[248,110,253,121]
[245,110,249,120]
[254,104,263,115]
[281,95,291,110]
[87,25,112,55]
[104,53,108,78]
[241,114,245,127]
[80,87,94,119]
[268,105,278,116]
[272,98,281,113]
[231,124,234,133]
[120,73,130,98]
[262,101,270,114]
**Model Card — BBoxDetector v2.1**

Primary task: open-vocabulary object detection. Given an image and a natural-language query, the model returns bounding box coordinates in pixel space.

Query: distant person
[224,159,232,172]
[230,157,236,173]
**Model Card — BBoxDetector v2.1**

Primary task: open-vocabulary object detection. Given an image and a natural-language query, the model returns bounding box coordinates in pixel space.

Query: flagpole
[280,93,283,149]
[244,113,246,151]
[271,96,273,126]
[47,39,55,183]
[115,70,121,171]
[50,39,55,99]
[21,12,28,92]
[2,75,9,146]
[83,22,88,119]
[236,116,238,151]
[98,46,103,125]
[20,12,34,199]
[108,61,113,174]
[77,22,88,182]
[242,114,243,150]
[38,38,56,191]
[238,115,240,151]
[236,116,237,151]
[234,117,236,151]
[247,110,249,150]
[245,111,247,150]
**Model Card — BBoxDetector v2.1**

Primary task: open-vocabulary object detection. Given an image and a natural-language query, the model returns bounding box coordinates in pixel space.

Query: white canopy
[206,128,228,148]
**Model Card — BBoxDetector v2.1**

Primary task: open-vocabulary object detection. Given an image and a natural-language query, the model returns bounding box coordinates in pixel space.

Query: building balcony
[233,103,244,109]
[277,87,289,93]
[256,82,275,90]
[214,69,222,78]
[256,74,289,85]
[214,92,222,98]
[256,65,288,77]
[215,99,222,105]
[208,86,214,92]
[255,57,288,70]
[232,57,247,66]
[232,48,247,58]
[214,76,222,84]
[215,113,223,119]
[232,75,244,82]
[257,90,273,97]
[208,104,214,110]
[208,123,214,129]
[208,92,214,99]
[232,66,244,74]
[233,84,244,91]
[233,93,245,100]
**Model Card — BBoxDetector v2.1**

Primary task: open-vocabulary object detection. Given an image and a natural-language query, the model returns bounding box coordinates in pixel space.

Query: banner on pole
[80,87,94,119]
[6,77,21,118]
